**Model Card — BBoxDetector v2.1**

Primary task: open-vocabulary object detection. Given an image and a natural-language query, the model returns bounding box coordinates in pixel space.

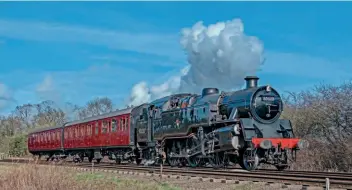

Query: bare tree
[78,97,113,119]
[32,100,66,128]
[282,81,352,171]
[12,103,36,130]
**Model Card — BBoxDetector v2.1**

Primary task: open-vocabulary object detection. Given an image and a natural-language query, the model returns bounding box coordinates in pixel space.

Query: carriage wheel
[115,157,122,164]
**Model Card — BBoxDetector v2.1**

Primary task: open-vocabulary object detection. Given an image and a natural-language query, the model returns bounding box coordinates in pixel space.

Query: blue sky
[0,2,351,114]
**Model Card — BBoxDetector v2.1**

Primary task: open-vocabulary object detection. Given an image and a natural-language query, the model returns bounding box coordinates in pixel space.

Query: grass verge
[0,163,181,190]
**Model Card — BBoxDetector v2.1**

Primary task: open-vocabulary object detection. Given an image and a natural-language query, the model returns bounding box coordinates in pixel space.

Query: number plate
[262,96,275,101]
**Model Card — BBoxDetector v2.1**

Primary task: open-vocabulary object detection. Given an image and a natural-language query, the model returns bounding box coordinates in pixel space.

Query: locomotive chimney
[244,76,259,89]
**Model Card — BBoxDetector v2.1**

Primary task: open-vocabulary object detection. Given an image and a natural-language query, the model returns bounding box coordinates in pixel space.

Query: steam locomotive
[28,76,303,171]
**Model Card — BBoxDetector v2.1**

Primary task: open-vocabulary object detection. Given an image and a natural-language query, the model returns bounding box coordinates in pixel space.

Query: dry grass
[0,163,181,190]
[0,163,297,190]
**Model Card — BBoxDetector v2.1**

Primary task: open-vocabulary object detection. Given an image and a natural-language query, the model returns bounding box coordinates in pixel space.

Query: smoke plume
[128,18,264,106]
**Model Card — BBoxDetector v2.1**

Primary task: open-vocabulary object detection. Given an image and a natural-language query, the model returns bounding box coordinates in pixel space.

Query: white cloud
[261,51,351,79]
[128,18,264,106]
[1,17,351,114]
[23,63,160,109]
[36,75,54,92]
[0,19,181,58]
[36,74,61,103]
[0,83,15,110]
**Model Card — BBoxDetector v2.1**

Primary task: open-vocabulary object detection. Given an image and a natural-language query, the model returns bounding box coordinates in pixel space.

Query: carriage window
[102,121,108,134]
[87,124,91,136]
[95,122,99,135]
[125,117,129,131]
[121,118,125,131]
[112,119,117,132]
[119,118,123,131]
[81,125,84,136]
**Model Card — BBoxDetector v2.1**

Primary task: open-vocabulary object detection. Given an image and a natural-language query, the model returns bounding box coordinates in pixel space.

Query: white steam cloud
[128,18,264,106]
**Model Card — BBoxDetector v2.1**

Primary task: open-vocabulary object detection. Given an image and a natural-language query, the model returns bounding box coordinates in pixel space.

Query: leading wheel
[240,149,259,171]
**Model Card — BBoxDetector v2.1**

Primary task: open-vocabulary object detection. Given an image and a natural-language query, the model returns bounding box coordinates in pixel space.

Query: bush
[8,134,27,157]
[0,137,10,155]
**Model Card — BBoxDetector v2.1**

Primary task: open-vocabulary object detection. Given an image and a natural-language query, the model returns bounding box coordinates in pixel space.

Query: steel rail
[1,158,352,189]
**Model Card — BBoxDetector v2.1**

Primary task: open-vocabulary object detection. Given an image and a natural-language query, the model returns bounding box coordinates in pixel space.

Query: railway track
[1,158,352,189]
